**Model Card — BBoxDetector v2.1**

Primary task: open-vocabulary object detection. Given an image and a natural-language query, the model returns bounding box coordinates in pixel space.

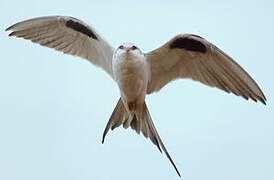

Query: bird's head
[114,43,143,59]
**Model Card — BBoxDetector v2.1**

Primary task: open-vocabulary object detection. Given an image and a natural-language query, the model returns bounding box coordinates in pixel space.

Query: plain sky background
[0,0,273,180]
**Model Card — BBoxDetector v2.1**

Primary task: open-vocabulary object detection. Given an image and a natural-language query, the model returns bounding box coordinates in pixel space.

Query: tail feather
[102,98,181,177]
[102,98,126,143]
[143,103,181,177]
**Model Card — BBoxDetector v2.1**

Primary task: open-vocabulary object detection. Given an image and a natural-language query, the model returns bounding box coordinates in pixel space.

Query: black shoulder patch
[65,20,98,40]
[170,37,206,53]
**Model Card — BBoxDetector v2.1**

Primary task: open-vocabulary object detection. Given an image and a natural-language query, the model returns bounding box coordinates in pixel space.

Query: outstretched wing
[146,34,266,104]
[6,16,114,77]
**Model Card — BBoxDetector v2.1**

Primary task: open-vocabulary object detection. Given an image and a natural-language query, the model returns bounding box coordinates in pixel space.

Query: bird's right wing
[6,16,114,78]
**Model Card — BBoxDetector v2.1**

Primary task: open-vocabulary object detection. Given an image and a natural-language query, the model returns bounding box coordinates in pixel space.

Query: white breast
[112,53,149,103]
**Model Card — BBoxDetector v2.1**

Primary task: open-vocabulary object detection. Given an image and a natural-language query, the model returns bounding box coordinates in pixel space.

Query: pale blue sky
[0,0,273,180]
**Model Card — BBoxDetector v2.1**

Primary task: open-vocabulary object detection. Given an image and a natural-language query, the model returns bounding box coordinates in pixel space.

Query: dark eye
[131,45,138,50]
[118,45,124,49]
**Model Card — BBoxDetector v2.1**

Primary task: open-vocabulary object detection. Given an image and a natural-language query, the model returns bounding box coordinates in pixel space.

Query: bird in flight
[6,16,266,177]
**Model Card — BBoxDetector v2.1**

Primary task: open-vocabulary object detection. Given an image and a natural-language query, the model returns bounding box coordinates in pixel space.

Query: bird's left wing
[6,16,114,78]
[146,34,266,104]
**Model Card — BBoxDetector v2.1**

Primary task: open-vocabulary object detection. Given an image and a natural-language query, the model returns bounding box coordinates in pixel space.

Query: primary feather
[6,16,114,78]
[146,34,266,104]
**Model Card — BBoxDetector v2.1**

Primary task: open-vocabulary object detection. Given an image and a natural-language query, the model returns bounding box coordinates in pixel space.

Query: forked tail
[102,98,181,177]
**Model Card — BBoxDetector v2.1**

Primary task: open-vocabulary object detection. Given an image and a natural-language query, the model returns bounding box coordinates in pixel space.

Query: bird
[6,16,266,177]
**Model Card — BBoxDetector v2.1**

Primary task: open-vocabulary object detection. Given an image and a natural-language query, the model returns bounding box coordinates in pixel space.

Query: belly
[114,59,149,104]
[119,74,145,102]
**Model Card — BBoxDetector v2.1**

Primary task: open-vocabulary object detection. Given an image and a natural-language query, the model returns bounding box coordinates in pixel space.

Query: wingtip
[256,95,267,105]
[5,24,15,31]
[247,95,267,106]
[5,25,16,36]
[260,98,267,105]
[8,31,16,37]
[5,27,11,31]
